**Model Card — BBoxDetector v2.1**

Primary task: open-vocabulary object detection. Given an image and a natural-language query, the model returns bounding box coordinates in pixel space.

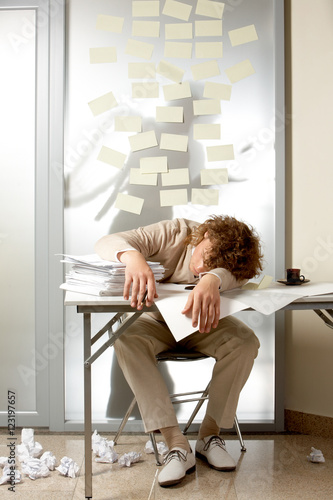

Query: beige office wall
[285,0,333,417]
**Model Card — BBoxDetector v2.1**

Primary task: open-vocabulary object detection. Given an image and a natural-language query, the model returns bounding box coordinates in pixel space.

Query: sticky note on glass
[163,0,192,21]
[163,81,192,100]
[115,193,144,215]
[242,275,273,290]
[161,168,189,186]
[88,91,118,116]
[130,168,157,186]
[160,189,188,206]
[129,130,158,152]
[207,144,234,161]
[97,146,126,169]
[115,116,142,132]
[96,14,124,33]
[225,59,255,83]
[195,20,222,37]
[132,20,160,37]
[191,60,220,81]
[125,39,154,60]
[128,62,156,79]
[132,82,159,98]
[157,60,184,83]
[132,1,160,17]
[194,124,220,140]
[228,24,258,47]
[195,0,224,19]
[165,22,193,39]
[195,42,223,59]
[193,99,221,116]
[140,156,168,173]
[89,47,117,64]
[191,188,219,205]
[200,168,228,185]
[164,41,192,59]
[203,81,232,101]
[156,106,183,123]
[160,133,188,152]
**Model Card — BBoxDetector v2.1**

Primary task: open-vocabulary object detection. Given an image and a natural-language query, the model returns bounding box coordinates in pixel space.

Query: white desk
[64,291,333,499]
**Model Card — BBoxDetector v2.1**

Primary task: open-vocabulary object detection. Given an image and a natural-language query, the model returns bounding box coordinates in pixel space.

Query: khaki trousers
[114,314,260,433]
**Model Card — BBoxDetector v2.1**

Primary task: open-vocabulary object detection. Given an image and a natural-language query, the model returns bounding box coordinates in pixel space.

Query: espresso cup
[286,268,305,283]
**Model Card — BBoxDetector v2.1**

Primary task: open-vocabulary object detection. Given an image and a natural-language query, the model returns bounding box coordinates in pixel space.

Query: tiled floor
[0,431,332,499]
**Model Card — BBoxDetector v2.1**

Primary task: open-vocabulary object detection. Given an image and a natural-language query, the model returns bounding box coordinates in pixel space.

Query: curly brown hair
[184,215,264,281]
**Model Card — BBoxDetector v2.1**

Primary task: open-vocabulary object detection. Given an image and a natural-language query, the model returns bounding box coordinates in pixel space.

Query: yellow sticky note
[165,22,193,39]
[228,24,258,47]
[132,82,159,98]
[164,41,192,59]
[193,99,221,116]
[242,275,273,290]
[115,193,144,215]
[97,146,126,169]
[195,42,223,59]
[96,14,124,33]
[132,1,160,17]
[114,116,142,132]
[195,0,224,19]
[161,168,190,186]
[128,62,156,79]
[195,20,222,37]
[225,59,255,83]
[132,20,160,37]
[156,106,183,123]
[163,0,192,21]
[140,156,168,173]
[163,81,192,100]
[125,39,154,60]
[157,60,185,83]
[129,130,158,152]
[160,189,188,206]
[203,81,232,101]
[89,47,117,64]
[130,168,157,186]
[160,133,188,152]
[88,91,118,116]
[193,124,220,140]
[191,188,219,205]
[200,168,228,185]
[191,60,220,81]
[207,144,234,162]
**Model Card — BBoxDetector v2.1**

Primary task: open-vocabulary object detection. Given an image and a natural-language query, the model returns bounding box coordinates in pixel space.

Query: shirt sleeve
[201,268,248,291]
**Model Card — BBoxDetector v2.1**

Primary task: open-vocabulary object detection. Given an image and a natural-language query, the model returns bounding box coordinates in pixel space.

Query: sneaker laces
[163,449,187,465]
[203,436,226,452]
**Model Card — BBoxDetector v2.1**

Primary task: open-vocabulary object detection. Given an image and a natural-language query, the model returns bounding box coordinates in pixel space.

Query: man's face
[189,232,212,277]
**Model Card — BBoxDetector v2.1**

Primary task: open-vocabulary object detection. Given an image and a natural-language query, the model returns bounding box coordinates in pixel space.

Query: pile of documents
[59,254,165,296]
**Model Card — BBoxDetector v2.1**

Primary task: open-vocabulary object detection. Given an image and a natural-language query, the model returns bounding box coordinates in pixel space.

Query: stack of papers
[59,254,165,296]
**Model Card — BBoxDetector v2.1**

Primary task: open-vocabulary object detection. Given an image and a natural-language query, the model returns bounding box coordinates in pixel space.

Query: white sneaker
[195,435,236,471]
[158,447,196,487]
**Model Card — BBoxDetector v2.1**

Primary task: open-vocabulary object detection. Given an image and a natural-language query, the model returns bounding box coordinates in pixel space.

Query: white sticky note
[132,82,159,98]
[191,188,219,205]
[160,133,188,152]
[193,99,221,116]
[125,39,154,60]
[88,91,118,116]
[132,1,160,17]
[193,124,220,140]
[195,42,223,59]
[161,168,190,186]
[156,60,185,83]
[140,156,168,173]
[132,20,160,38]
[207,144,234,161]
[225,59,255,83]
[129,130,158,152]
[165,23,193,39]
[156,106,183,123]
[195,20,222,37]
[228,24,258,47]
[163,81,192,100]
[191,60,220,81]
[203,81,232,101]
[89,47,117,64]
[130,168,157,186]
[128,62,156,79]
[96,14,124,33]
[195,0,224,19]
[160,189,188,206]
[164,41,192,59]
[114,116,142,132]
[115,193,144,215]
[162,0,192,21]
[200,168,228,185]
[97,146,126,169]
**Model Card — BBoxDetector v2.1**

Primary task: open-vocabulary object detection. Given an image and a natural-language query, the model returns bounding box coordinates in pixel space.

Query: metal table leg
[83,312,92,499]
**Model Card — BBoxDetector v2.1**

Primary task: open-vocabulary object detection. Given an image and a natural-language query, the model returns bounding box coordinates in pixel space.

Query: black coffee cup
[286,268,305,283]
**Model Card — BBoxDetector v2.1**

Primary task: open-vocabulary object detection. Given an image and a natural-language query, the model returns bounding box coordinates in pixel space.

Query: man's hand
[181,274,221,333]
[118,251,158,310]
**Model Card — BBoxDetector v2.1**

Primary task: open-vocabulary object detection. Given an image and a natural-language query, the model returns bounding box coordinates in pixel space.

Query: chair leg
[113,396,137,445]
[182,382,211,435]
[233,415,246,452]
[149,432,163,466]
